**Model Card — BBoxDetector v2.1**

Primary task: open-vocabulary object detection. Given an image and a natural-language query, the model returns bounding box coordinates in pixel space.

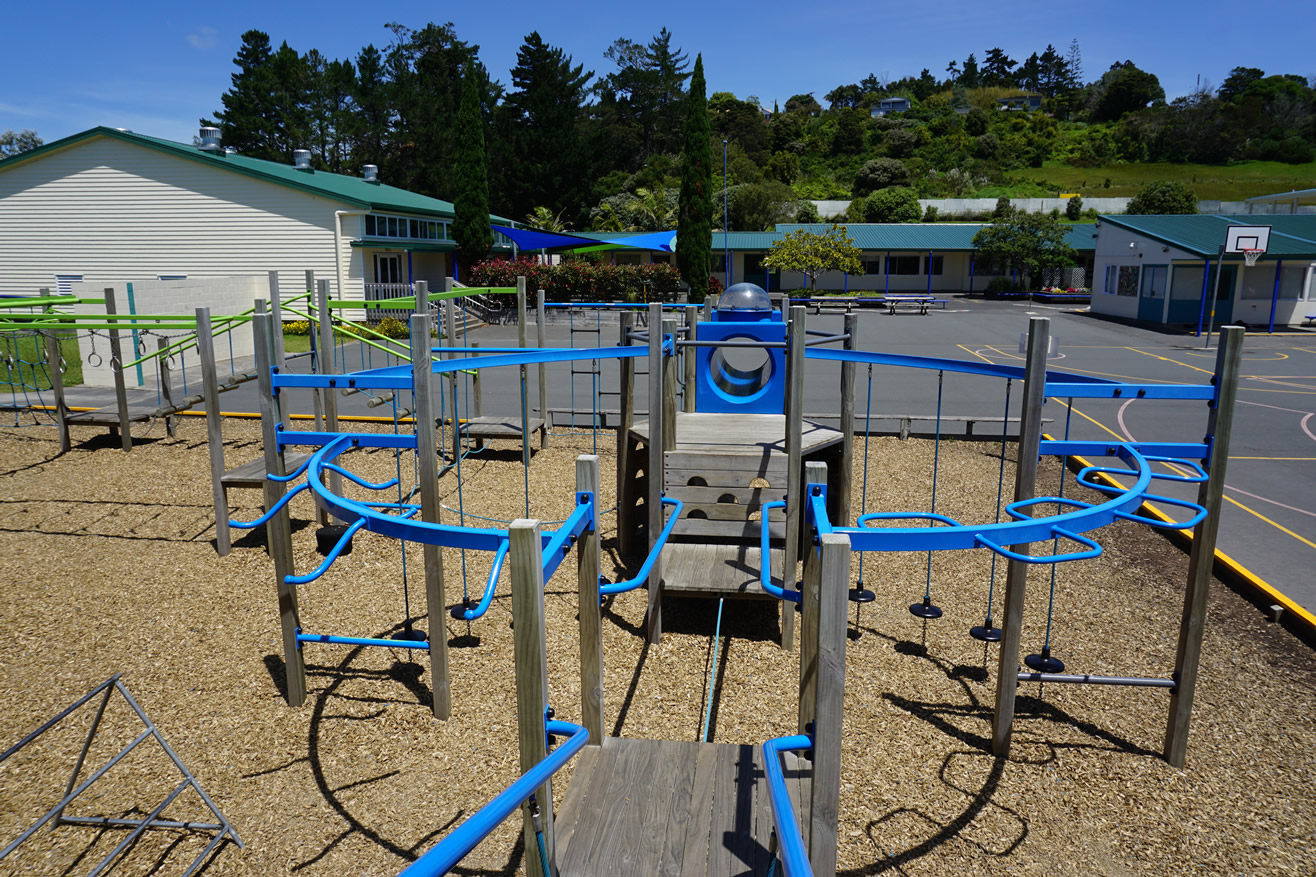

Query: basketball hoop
[1242,248,1262,267]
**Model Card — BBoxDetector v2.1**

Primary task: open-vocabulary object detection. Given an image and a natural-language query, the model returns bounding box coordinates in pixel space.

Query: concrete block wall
[69,276,265,388]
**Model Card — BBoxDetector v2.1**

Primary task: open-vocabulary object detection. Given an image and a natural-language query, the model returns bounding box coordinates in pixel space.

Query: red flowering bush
[468,257,683,303]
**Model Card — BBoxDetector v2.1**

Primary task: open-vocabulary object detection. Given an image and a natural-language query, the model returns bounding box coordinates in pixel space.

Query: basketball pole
[1203,244,1225,349]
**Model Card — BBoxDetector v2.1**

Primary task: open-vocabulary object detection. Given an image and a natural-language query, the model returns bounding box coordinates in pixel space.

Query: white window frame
[55,274,83,296]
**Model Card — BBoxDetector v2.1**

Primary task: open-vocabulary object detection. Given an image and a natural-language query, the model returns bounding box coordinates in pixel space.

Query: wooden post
[646,302,665,643]
[662,318,677,452]
[412,312,451,720]
[268,271,285,365]
[197,308,231,557]
[254,313,305,706]
[702,294,715,323]
[838,312,857,528]
[510,518,555,877]
[517,277,528,350]
[576,455,604,744]
[781,305,806,651]
[102,287,132,452]
[991,316,1049,757]
[156,336,176,438]
[537,287,549,446]
[1164,325,1243,766]
[46,329,70,452]
[444,298,460,462]
[807,531,850,874]
[616,312,635,557]
[798,460,828,732]
[683,305,697,413]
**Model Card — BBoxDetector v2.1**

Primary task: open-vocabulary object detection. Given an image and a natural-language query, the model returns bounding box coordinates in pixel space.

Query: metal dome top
[717,282,772,312]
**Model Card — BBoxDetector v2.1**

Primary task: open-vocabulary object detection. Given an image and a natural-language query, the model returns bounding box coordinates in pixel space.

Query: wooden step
[660,542,785,596]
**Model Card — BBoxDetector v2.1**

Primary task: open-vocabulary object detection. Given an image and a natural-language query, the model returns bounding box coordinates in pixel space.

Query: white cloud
[187,26,218,51]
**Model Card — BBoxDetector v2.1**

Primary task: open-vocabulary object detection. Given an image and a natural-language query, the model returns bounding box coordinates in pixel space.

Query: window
[924,255,944,276]
[364,213,446,241]
[1170,266,1205,300]
[886,255,920,275]
[374,253,403,284]
[1104,264,1139,296]
[860,258,883,275]
[1141,266,1167,298]
[157,274,188,281]
[711,255,727,273]
[55,274,83,296]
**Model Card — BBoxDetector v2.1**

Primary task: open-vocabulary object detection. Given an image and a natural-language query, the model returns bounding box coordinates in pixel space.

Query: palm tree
[524,205,570,232]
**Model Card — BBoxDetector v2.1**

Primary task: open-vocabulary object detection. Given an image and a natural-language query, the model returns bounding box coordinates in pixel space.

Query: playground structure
[224,275,1241,875]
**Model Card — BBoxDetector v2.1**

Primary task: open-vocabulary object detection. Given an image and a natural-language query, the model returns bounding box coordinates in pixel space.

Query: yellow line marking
[1185,351,1289,361]
[1246,377,1316,390]
[1220,495,1316,550]
[956,344,995,365]
[1230,456,1316,461]
[1049,398,1127,441]
[984,344,1023,361]
[1123,346,1215,375]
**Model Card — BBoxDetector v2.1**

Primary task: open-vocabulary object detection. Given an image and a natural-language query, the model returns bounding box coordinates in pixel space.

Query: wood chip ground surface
[0,418,1312,875]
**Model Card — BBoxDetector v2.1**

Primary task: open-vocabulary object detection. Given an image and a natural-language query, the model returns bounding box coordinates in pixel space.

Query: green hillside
[1012,161,1316,200]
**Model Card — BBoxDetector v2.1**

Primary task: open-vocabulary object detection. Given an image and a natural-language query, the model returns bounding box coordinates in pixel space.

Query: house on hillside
[997,95,1043,111]
[0,126,513,300]
[870,98,911,117]
[1090,214,1316,331]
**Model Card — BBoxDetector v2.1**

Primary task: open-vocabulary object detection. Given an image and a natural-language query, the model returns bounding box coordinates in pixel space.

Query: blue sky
[3,0,1314,146]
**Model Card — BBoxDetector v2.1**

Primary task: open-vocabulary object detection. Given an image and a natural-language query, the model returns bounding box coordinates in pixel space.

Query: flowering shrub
[468,257,684,303]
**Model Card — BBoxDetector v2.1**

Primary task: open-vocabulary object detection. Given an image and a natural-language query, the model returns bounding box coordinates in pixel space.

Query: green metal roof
[0,126,517,221]
[1098,214,1316,259]
[709,223,1098,253]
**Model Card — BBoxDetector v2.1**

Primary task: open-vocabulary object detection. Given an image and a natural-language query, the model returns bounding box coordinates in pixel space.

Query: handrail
[975,525,1103,564]
[758,500,799,603]
[228,481,311,529]
[452,539,510,621]
[285,518,367,584]
[762,733,814,877]
[600,497,682,595]
[540,498,594,586]
[401,719,589,877]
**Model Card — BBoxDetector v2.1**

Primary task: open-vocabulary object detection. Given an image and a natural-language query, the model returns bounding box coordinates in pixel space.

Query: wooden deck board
[557,738,808,877]
[220,453,313,488]
[65,404,155,425]
[631,413,841,455]
[660,543,785,596]
[458,415,546,438]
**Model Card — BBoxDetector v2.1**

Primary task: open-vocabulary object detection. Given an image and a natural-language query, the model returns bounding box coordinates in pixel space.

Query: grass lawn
[1011,160,1316,200]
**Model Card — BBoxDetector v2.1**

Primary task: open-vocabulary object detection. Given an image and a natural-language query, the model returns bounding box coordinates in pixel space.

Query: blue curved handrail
[763,733,814,877]
[322,463,400,491]
[975,525,1103,564]
[857,511,963,528]
[267,454,315,483]
[1111,493,1208,530]
[758,500,799,603]
[600,497,683,596]
[401,719,589,877]
[454,539,510,621]
[285,518,367,585]
[229,480,311,529]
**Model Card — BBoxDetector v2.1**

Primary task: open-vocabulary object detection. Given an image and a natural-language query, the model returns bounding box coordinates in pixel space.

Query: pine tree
[207,30,278,159]
[453,64,492,278]
[677,54,713,298]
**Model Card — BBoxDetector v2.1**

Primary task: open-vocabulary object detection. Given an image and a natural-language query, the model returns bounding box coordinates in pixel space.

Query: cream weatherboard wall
[0,135,363,299]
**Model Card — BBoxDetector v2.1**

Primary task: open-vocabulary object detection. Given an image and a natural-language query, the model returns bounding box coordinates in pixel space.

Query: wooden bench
[458,415,547,450]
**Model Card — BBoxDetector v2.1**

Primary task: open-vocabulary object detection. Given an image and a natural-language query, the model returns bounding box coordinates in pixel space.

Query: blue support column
[1268,259,1283,333]
[885,250,890,296]
[1196,257,1212,337]
[969,253,976,293]
[407,251,414,284]
[927,250,933,296]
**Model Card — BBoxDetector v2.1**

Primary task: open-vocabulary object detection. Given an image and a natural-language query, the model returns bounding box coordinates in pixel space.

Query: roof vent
[363,164,379,183]
[198,126,222,153]
[224,146,237,156]
[293,149,312,171]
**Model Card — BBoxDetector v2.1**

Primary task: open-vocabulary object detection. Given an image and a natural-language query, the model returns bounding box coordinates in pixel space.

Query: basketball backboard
[1224,224,1270,253]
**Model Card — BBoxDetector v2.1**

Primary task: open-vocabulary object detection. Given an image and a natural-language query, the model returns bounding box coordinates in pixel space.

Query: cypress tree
[453,64,492,278]
[677,54,712,299]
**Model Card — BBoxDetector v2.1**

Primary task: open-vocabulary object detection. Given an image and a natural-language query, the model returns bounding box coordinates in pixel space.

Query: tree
[971,212,1075,287]
[1126,180,1197,215]
[1089,61,1165,123]
[677,54,714,294]
[206,30,279,160]
[852,158,907,196]
[784,93,821,115]
[1065,194,1084,221]
[728,181,795,230]
[453,64,492,276]
[498,32,592,219]
[982,48,1018,87]
[762,224,861,291]
[525,206,570,231]
[856,187,921,223]
[0,129,42,159]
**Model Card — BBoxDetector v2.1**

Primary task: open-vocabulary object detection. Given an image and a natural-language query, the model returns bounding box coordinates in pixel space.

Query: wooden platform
[555,737,810,877]
[629,412,841,455]
[65,404,155,426]
[458,415,546,448]
[661,543,785,597]
[220,453,313,489]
